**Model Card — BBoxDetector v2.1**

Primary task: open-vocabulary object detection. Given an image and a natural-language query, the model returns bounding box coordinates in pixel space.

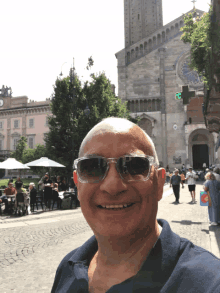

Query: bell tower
[124,0,163,48]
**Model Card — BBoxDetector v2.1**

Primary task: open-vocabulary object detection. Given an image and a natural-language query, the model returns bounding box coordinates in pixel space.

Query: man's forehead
[82,129,153,157]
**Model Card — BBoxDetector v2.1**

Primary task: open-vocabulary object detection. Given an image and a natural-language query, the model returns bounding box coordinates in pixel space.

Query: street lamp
[84,102,90,116]
[60,62,67,77]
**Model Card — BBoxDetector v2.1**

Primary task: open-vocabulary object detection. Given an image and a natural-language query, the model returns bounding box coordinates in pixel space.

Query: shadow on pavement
[171,220,203,225]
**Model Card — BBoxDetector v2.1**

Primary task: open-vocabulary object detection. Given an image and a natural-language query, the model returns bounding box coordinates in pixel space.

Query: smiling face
[74,127,165,239]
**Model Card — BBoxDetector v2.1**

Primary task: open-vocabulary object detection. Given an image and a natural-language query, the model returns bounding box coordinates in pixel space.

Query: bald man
[51,117,220,293]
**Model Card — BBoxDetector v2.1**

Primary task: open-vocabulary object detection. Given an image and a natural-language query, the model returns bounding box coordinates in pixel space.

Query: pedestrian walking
[170,169,181,203]
[203,172,220,226]
[181,164,186,173]
[205,168,210,177]
[180,172,185,188]
[166,170,170,184]
[203,162,207,173]
[185,167,197,203]
[43,173,52,211]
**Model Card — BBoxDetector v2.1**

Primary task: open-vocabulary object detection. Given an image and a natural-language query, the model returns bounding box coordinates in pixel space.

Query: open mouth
[97,203,135,210]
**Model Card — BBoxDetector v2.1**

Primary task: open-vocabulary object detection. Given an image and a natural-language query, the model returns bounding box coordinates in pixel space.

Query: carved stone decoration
[138,118,153,137]
[11,132,21,138]
[0,85,12,97]
[177,52,204,88]
[173,156,182,164]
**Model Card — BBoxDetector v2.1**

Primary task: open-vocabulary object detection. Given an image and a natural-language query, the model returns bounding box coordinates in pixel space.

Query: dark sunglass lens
[78,158,107,181]
[118,157,150,179]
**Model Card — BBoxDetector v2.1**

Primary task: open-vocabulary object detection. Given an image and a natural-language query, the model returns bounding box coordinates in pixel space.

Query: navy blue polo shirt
[51,219,220,292]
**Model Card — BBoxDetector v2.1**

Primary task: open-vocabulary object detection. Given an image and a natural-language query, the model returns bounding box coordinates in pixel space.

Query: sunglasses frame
[73,154,159,183]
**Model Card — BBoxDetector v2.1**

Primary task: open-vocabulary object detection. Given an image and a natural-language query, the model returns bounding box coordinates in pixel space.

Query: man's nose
[100,162,127,195]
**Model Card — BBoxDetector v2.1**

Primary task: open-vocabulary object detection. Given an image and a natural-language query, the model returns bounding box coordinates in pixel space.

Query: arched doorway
[192,144,209,169]
[191,133,210,169]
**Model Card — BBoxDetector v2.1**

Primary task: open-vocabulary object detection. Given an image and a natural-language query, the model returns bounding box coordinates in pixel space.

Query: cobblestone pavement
[0,181,220,293]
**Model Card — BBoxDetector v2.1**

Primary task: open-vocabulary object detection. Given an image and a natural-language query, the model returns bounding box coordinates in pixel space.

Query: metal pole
[70,58,75,188]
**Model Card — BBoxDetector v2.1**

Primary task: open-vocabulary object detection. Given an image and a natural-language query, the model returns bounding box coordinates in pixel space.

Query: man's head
[29,182,35,190]
[45,173,49,179]
[174,169,179,175]
[73,117,165,239]
[57,176,60,181]
[8,182,13,189]
[189,167,193,172]
[213,167,220,174]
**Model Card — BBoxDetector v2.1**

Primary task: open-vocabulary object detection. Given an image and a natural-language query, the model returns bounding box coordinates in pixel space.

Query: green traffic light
[176,92,182,100]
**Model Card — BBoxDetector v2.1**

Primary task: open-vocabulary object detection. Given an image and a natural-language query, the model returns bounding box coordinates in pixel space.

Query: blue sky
[0,0,211,101]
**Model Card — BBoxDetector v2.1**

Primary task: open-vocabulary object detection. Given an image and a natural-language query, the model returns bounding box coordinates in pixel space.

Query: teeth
[100,204,132,209]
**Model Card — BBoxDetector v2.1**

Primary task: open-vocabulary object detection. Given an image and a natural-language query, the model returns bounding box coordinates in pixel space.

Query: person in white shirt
[185,167,197,204]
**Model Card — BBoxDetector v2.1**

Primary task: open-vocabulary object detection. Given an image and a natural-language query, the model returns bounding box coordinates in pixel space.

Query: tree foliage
[10,136,27,162]
[45,57,140,182]
[22,144,47,177]
[10,136,47,177]
[180,5,220,90]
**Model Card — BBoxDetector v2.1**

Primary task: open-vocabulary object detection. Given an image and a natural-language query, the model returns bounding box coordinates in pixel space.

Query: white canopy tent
[26,157,65,168]
[0,158,30,179]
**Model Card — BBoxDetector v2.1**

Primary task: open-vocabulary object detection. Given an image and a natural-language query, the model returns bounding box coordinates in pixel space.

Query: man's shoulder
[57,247,79,269]
[169,238,220,292]
[176,235,220,273]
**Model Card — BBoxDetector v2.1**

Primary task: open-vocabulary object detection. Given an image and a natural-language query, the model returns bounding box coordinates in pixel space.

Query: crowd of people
[0,172,77,215]
[167,164,220,226]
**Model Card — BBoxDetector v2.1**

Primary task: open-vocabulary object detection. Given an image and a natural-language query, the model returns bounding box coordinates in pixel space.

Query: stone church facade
[115,0,220,171]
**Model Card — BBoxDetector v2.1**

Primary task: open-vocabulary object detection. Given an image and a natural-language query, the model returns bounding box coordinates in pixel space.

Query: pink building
[0,85,52,162]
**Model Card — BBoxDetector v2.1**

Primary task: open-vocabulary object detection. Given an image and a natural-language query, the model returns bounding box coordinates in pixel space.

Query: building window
[14,120,19,128]
[0,140,2,150]
[138,14,140,20]
[13,138,19,150]
[29,118,34,128]
[29,137,34,149]
[0,122,2,129]
[46,117,49,126]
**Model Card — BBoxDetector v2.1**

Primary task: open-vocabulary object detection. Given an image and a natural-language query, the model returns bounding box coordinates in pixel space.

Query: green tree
[45,58,140,183]
[180,6,220,90]
[10,136,27,162]
[22,144,47,177]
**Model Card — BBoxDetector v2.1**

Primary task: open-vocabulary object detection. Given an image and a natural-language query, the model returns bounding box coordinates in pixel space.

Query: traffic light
[176,92,182,100]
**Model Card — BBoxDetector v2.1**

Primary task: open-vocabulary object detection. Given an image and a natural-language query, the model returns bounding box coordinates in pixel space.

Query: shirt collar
[67,219,181,282]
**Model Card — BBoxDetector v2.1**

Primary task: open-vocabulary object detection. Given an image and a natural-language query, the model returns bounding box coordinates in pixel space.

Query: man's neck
[93,222,162,271]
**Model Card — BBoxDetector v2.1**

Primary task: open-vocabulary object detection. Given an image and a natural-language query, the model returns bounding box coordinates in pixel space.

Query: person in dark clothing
[29,182,38,212]
[15,177,23,189]
[43,173,52,210]
[52,183,62,210]
[170,169,182,203]
[51,117,220,293]
[60,179,67,191]
[56,176,62,191]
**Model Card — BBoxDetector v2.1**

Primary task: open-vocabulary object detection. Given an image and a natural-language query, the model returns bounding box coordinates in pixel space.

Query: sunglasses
[74,155,158,183]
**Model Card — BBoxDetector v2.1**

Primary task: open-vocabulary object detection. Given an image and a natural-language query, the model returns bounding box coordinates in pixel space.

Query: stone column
[22,110,27,137]
[7,117,11,151]
[158,47,167,168]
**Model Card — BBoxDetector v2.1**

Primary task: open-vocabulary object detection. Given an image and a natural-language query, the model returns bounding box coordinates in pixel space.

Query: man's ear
[73,170,78,186]
[156,168,166,201]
